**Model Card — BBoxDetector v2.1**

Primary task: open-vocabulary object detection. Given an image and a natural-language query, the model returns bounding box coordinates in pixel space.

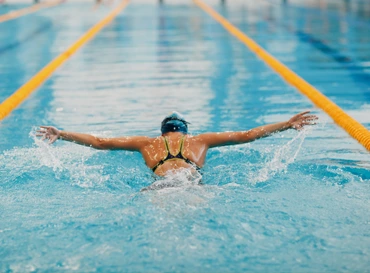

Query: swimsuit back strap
[151,136,169,172]
[164,135,185,158]
[179,135,186,158]
[152,135,194,172]
[163,136,170,153]
[178,135,201,170]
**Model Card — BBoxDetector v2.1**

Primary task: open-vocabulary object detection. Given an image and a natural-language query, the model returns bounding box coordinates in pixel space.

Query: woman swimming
[37,111,318,177]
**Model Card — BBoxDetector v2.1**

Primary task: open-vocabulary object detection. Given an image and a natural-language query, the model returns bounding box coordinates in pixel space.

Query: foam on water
[141,168,202,191]
[253,127,312,184]
[2,128,108,187]
[1,1,370,271]
[1,127,370,272]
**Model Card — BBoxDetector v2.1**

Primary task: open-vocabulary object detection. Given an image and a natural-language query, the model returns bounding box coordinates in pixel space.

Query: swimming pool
[1,0,370,272]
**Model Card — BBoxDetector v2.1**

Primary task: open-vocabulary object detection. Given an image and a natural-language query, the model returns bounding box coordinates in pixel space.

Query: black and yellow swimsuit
[152,135,200,173]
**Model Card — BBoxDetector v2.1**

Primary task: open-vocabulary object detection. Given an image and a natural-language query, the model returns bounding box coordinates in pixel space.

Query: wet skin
[37,111,318,176]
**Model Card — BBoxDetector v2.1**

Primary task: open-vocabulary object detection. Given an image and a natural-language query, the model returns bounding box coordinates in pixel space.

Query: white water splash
[30,128,64,172]
[140,169,215,212]
[141,168,202,192]
[0,128,110,187]
[252,127,312,184]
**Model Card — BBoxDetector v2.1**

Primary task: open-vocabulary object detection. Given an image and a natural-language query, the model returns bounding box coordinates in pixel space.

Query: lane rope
[194,0,370,151]
[0,0,130,121]
[0,0,64,24]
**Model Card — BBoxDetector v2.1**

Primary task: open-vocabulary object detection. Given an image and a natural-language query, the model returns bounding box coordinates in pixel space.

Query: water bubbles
[253,128,310,184]
[0,128,113,189]
[141,168,202,192]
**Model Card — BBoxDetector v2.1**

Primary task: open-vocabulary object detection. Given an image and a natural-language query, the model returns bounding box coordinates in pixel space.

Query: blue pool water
[1,0,370,272]
[0,3,29,16]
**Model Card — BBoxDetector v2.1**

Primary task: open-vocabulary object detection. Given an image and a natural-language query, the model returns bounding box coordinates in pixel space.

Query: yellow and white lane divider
[0,0,64,24]
[194,0,370,151]
[0,0,130,121]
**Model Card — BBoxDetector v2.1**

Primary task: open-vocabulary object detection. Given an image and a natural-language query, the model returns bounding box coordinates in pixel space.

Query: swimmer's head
[161,111,189,134]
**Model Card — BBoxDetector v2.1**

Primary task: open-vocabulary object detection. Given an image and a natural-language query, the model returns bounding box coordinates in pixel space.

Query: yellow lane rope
[0,0,130,121]
[0,0,64,24]
[194,0,370,151]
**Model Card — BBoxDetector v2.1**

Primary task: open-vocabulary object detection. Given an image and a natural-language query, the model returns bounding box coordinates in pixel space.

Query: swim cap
[161,111,189,134]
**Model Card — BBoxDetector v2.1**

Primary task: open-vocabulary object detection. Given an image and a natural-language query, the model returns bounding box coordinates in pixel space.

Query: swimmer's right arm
[195,111,318,148]
[37,126,150,151]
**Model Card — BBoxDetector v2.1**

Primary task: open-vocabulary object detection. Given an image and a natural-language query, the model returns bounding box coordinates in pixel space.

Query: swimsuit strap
[179,135,185,155]
[151,137,169,172]
[164,135,185,159]
[176,136,201,171]
[152,135,199,172]
[163,136,170,154]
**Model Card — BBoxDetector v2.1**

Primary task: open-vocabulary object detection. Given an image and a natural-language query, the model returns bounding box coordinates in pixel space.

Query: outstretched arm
[37,126,151,151]
[196,111,318,148]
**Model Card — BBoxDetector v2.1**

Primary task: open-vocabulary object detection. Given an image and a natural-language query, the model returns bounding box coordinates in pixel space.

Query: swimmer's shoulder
[188,132,210,142]
[184,133,209,145]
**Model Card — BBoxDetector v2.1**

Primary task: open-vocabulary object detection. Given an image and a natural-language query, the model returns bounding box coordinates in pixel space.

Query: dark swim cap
[161,111,190,134]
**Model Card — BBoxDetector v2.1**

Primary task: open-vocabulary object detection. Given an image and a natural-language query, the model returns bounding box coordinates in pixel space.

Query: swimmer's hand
[288,111,318,130]
[36,126,61,144]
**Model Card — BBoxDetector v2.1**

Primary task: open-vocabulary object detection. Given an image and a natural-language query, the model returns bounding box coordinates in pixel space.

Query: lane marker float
[0,0,130,121]
[0,0,64,24]
[194,0,370,151]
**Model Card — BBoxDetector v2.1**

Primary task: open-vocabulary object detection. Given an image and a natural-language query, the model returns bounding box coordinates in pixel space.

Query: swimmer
[37,111,318,177]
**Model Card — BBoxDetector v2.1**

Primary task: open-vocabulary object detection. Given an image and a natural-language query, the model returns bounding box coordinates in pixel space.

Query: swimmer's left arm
[197,111,317,148]
[94,136,152,151]
[37,126,151,151]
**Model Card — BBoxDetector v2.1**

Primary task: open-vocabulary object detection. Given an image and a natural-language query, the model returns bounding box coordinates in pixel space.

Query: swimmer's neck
[161,132,187,137]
